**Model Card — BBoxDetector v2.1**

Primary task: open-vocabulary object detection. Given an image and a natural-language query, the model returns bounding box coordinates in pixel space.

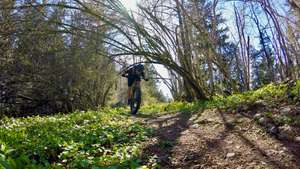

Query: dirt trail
[136,109,300,169]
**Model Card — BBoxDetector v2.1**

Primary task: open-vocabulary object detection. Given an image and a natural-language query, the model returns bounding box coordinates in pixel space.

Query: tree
[0,0,117,116]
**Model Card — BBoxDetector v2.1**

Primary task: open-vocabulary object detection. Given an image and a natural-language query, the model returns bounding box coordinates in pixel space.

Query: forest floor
[1,81,299,169]
[135,102,300,169]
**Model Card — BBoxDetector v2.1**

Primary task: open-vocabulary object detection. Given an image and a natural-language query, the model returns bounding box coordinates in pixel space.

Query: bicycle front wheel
[130,87,141,115]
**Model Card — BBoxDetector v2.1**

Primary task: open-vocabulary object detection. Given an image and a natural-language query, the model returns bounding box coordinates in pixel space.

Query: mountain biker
[121,64,148,105]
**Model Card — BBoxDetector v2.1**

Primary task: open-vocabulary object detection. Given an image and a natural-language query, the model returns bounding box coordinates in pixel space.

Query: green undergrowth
[0,108,153,169]
[212,80,300,110]
[0,80,299,169]
[139,101,208,116]
[140,80,300,115]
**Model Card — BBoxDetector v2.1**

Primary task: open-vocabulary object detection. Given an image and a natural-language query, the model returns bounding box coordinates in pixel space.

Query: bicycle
[129,80,142,115]
[121,63,148,115]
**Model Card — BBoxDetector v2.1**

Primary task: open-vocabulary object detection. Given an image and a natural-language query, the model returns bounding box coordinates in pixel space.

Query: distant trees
[107,0,300,99]
[44,0,299,101]
[0,0,116,116]
[232,0,300,88]
[98,0,236,100]
[0,0,168,116]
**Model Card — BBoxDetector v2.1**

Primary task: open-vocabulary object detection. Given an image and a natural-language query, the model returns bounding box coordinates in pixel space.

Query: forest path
[133,109,300,169]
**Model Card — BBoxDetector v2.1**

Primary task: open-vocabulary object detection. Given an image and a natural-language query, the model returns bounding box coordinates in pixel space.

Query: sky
[120,0,138,11]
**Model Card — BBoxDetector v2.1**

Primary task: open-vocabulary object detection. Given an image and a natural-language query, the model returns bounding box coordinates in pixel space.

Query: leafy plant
[0,109,152,168]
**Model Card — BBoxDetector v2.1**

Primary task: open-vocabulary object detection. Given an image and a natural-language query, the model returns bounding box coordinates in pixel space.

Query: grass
[140,80,300,115]
[0,108,153,169]
[0,80,299,169]
[212,80,300,109]
[139,101,208,116]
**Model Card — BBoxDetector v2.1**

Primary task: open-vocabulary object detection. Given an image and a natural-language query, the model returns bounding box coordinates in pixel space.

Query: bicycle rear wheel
[130,87,141,115]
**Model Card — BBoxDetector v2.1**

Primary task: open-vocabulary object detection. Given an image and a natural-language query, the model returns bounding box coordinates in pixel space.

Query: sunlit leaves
[0,108,151,168]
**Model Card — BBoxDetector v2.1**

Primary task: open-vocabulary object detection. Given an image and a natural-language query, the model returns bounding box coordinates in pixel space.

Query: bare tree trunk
[234,4,250,90]
[175,0,201,100]
[246,36,251,89]
[261,0,293,79]
[251,6,274,82]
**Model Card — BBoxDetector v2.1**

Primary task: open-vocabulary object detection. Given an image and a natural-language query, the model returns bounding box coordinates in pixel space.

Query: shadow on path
[140,111,195,168]
[226,102,300,165]
[139,107,299,168]
[217,109,292,169]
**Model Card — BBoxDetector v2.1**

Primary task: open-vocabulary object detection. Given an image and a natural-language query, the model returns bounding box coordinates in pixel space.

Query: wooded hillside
[1,0,299,115]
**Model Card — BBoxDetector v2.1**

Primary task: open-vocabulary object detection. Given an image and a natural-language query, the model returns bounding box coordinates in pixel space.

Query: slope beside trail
[134,108,300,169]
